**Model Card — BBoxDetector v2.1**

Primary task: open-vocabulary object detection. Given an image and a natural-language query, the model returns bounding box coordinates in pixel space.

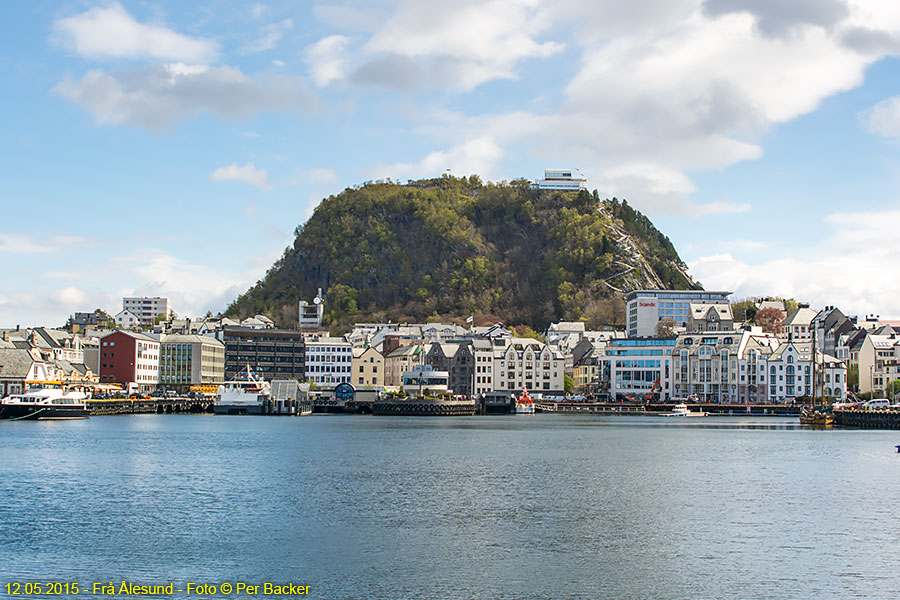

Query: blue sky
[4,0,900,327]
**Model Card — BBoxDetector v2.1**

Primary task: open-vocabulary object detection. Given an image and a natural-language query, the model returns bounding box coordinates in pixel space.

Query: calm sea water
[2,414,900,600]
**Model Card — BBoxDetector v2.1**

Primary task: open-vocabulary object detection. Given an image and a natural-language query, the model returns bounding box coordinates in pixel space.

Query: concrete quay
[833,409,900,429]
[87,397,213,415]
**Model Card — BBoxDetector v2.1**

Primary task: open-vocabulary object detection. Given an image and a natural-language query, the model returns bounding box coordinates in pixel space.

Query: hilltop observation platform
[535,169,588,191]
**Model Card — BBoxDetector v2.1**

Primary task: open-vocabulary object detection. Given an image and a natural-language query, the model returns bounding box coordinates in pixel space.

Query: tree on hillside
[654,318,677,338]
[514,325,544,342]
[730,299,757,323]
[754,307,785,334]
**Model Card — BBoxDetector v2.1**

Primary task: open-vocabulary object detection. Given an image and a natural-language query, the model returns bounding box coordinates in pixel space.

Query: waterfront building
[572,341,602,394]
[764,340,847,402]
[159,334,225,393]
[425,343,474,397]
[401,364,450,395]
[384,344,426,387]
[0,348,57,396]
[672,329,781,403]
[220,326,305,382]
[600,338,676,401]
[536,169,588,191]
[625,290,732,338]
[470,338,496,396]
[352,346,384,388]
[122,296,172,325]
[492,338,565,394]
[858,332,900,395]
[304,336,353,387]
[98,331,160,393]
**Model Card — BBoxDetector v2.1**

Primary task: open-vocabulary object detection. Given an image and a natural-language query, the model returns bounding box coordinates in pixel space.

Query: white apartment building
[626,290,732,338]
[304,336,353,387]
[471,339,497,396]
[122,297,172,324]
[673,329,780,403]
[765,341,846,402]
[492,338,565,394]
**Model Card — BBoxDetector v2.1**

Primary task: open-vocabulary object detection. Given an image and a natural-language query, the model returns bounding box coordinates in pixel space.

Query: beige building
[352,346,384,388]
[159,334,225,392]
[858,333,900,395]
[384,344,426,387]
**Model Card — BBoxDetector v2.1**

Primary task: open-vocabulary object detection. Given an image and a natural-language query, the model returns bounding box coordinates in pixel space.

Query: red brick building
[98,331,159,393]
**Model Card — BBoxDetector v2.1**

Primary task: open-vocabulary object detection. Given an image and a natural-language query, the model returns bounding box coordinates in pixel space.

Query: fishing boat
[798,327,833,427]
[515,387,535,414]
[799,407,833,427]
[214,366,271,415]
[0,385,90,420]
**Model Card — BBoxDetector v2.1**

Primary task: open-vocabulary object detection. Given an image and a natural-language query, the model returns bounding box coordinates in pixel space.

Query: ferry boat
[0,386,90,420]
[515,387,535,414]
[214,367,271,415]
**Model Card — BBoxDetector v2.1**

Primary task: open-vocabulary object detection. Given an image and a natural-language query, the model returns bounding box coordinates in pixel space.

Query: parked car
[864,398,891,410]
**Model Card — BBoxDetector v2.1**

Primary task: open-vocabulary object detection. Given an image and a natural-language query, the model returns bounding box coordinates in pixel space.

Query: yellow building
[352,346,384,388]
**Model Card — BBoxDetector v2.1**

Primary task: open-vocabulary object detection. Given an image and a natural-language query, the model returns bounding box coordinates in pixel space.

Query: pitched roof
[0,349,36,379]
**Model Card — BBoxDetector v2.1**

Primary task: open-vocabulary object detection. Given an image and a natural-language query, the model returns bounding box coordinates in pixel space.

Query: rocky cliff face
[226,176,700,331]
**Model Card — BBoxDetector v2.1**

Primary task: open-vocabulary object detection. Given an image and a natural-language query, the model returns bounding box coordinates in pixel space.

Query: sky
[4,0,900,327]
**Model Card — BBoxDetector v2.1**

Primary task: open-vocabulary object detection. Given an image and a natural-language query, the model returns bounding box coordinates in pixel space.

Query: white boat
[653,402,707,417]
[670,402,706,417]
[515,387,535,414]
[214,367,271,415]
[0,386,90,420]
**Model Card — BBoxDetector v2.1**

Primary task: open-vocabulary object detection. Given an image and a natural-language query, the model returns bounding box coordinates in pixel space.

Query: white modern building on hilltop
[536,169,588,191]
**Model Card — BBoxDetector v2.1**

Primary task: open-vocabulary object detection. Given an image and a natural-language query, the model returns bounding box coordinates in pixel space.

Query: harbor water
[2,414,900,599]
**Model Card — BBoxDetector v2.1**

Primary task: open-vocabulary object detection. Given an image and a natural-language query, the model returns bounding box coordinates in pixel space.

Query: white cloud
[307,0,562,91]
[53,3,218,63]
[284,167,340,187]
[368,136,503,180]
[306,35,350,87]
[363,0,897,214]
[54,63,318,131]
[688,209,900,318]
[241,19,293,54]
[0,233,89,254]
[211,163,271,189]
[861,95,900,137]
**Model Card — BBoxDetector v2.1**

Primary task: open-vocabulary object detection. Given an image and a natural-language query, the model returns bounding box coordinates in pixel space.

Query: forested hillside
[226,176,699,331]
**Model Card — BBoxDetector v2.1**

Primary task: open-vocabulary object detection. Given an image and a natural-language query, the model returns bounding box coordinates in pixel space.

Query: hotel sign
[639,302,657,307]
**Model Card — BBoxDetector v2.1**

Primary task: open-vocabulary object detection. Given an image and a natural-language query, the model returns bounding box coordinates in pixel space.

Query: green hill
[225,175,700,331]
